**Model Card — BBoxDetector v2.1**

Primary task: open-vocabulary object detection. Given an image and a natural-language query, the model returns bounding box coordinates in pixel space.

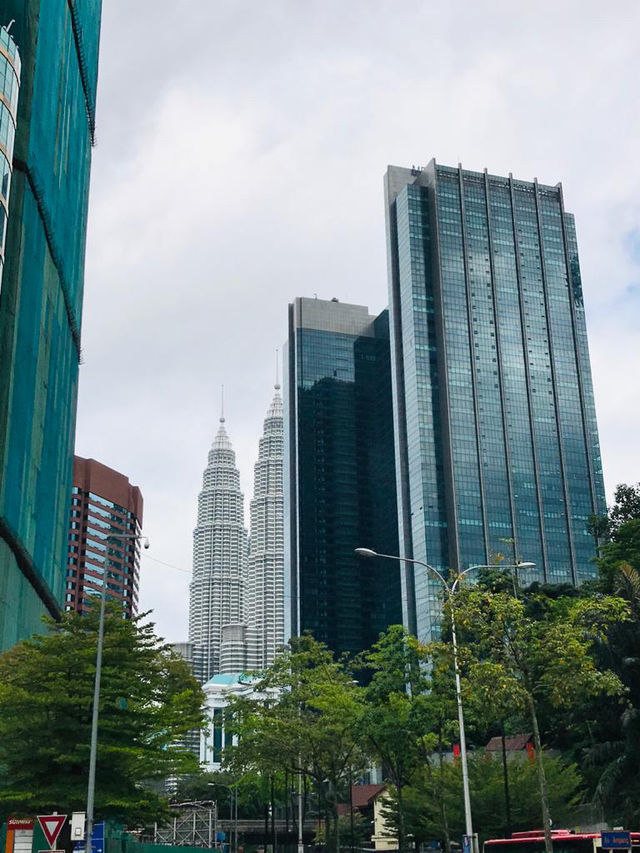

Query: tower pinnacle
[190,411,248,681]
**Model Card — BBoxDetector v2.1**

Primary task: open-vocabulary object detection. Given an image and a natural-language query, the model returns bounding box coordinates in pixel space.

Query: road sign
[37,815,67,848]
[602,833,632,849]
[7,820,34,831]
[73,821,104,853]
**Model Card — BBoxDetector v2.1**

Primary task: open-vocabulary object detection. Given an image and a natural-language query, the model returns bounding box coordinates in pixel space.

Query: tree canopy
[397,752,581,846]
[453,589,626,853]
[226,635,367,853]
[0,606,204,824]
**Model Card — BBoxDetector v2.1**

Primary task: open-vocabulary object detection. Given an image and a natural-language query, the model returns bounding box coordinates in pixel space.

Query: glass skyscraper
[246,380,285,671]
[285,297,401,659]
[0,3,102,650]
[189,416,248,682]
[385,160,606,641]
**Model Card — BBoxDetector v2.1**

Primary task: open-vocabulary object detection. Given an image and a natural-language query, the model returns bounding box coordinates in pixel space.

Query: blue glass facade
[0,2,102,650]
[385,161,606,642]
[286,297,401,659]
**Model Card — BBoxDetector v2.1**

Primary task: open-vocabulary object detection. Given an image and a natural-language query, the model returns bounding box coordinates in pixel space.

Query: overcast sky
[74,0,640,643]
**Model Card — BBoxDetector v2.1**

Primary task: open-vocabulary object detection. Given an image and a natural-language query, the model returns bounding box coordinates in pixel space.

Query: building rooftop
[485,733,533,752]
[203,672,257,687]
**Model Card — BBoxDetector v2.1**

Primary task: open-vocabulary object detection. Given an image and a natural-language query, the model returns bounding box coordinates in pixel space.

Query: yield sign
[38,815,67,848]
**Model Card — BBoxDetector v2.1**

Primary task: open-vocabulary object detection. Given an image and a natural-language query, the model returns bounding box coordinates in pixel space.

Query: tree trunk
[285,770,290,833]
[349,772,355,853]
[528,694,553,853]
[324,801,333,853]
[396,782,406,853]
[500,723,513,837]
[271,775,277,853]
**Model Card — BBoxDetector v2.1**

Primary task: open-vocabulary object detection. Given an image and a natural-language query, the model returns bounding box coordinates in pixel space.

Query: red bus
[484,831,640,853]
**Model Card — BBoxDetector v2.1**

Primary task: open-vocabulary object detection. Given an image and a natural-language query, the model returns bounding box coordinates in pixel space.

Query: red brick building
[66,456,144,618]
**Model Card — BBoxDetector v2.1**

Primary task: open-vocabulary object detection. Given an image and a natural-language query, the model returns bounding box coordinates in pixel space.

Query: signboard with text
[5,819,34,853]
[602,833,631,850]
[73,821,104,853]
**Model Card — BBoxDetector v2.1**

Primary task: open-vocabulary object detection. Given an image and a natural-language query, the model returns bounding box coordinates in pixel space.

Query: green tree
[174,770,233,810]
[360,626,455,853]
[314,808,369,848]
[454,591,626,853]
[400,752,581,846]
[226,635,367,853]
[580,562,640,825]
[589,483,640,540]
[0,607,204,824]
[596,520,640,591]
[577,487,640,824]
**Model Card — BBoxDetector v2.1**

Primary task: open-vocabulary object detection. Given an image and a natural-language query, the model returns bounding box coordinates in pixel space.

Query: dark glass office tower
[285,297,401,659]
[0,2,102,650]
[385,161,606,641]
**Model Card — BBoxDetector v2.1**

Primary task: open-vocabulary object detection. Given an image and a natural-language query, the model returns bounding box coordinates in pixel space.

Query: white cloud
[76,0,640,640]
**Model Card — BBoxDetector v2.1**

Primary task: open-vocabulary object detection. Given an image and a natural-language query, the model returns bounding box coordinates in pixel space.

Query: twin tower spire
[188,370,284,683]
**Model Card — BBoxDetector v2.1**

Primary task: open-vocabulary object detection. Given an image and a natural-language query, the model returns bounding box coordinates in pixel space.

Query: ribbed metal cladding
[483,168,519,563]
[428,163,461,573]
[533,179,577,583]
[384,174,417,634]
[457,164,490,563]
[507,173,549,580]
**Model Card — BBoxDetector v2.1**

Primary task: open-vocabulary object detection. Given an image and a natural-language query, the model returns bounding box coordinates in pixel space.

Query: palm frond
[615,563,640,609]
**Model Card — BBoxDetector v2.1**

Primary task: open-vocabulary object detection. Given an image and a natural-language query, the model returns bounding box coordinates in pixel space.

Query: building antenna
[5,20,15,32]
[220,384,225,423]
[275,349,281,390]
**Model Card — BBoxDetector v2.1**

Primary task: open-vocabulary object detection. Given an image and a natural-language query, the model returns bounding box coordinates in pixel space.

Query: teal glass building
[385,161,606,641]
[0,3,102,650]
[285,297,401,658]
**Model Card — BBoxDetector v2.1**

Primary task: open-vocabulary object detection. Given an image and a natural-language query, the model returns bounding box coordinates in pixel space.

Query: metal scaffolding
[153,805,218,848]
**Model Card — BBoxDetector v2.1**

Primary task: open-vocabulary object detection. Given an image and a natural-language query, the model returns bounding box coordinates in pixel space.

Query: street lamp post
[354,548,534,853]
[85,532,149,853]
[297,765,304,853]
[208,781,238,853]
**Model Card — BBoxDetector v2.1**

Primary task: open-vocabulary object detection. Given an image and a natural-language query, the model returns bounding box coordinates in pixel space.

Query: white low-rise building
[200,672,277,771]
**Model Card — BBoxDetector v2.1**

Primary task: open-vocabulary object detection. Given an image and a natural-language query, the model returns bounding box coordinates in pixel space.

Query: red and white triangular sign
[37,815,67,848]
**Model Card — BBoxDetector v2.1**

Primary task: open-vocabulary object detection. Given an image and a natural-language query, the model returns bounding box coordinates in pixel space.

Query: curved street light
[207,781,238,853]
[354,548,535,853]
[86,532,149,853]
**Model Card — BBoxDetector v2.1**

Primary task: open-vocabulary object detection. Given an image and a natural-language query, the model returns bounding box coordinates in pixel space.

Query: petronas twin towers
[188,382,284,682]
